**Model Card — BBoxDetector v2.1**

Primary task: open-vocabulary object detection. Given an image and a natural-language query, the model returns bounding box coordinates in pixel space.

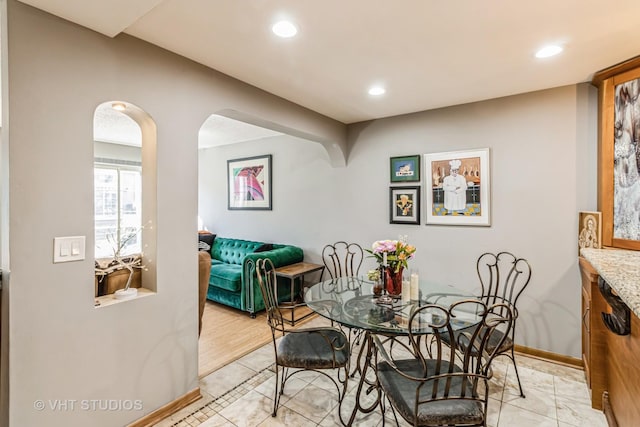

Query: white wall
[3,1,346,426]
[200,83,598,359]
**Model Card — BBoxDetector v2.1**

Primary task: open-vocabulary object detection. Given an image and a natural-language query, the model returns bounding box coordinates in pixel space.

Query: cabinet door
[579,256,598,389]
[582,285,591,387]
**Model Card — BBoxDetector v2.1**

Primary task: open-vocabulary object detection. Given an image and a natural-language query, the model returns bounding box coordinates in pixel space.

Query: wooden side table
[274,262,325,326]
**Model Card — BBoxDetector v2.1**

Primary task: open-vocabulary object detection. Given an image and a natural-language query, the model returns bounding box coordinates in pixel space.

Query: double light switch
[53,236,86,263]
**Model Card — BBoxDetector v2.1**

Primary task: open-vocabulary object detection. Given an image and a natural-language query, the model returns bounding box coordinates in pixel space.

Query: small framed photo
[578,211,602,253]
[227,154,272,210]
[424,148,491,226]
[390,155,421,182]
[390,186,420,225]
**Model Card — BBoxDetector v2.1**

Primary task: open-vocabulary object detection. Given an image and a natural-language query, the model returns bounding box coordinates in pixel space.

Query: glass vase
[385,266,404,297]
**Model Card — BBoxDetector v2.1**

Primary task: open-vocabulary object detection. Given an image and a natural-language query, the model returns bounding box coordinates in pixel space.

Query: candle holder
[376,263,394,305]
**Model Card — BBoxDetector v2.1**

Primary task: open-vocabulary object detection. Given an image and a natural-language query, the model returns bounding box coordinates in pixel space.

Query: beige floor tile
[553,376,590,401]
[256,405,316,426]
[280,383,338,423]
[555,394,608,427]
[235,342,275,372]
[502,383,558,420]
[198,414,236,427]
[486,397,502,427]
[199,362,259,397]
[498,401,558,427]
[217,389,274,427]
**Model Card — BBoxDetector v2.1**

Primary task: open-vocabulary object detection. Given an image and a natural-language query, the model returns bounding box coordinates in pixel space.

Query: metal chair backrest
[407,300,514,378]
[476,252,531,316]
[374,299,514,427]
[255,258,285,333]
[321,241,364,280]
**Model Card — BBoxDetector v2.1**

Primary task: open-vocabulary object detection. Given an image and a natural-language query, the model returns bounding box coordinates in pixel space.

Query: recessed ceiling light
[535,45,563,58]
[111,102,127,111]
[368,86,386,96]
[272,21,297,38]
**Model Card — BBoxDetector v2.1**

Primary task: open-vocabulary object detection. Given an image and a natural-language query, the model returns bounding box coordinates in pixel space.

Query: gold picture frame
[578,211,602,254]
[593,56,640,250]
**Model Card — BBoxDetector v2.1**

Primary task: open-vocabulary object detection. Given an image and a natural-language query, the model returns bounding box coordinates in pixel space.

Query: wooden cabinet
[580,255,640,426]
[579,257,607,410]
[581,273,591,387]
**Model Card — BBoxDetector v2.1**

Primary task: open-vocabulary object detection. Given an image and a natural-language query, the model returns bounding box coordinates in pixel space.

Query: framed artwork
[593,56,640,249]
[227,154,272,210]
[390,155,421,182]
[578,211,602,253]
[424,148,491,226]
[390,186,420,225]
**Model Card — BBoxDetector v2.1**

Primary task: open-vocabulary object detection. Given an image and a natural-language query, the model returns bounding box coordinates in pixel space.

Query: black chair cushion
[377,359,484,426]
[277,329,349,369]
[485,329,512,354]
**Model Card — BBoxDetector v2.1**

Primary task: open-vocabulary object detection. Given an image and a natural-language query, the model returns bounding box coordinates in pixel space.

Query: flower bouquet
[366,238,416,297]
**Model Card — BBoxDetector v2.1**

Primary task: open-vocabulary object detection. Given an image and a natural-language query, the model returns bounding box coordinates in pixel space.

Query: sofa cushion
[254,243,274,253]
[211,237,263,265]
[198,233,216,252]
[209,263,243,292]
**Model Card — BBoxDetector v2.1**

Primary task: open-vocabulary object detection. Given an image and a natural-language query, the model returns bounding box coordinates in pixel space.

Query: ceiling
[19,0,640,125]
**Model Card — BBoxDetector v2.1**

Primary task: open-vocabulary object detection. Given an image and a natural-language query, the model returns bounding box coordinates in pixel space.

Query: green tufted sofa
[206,237,304,316]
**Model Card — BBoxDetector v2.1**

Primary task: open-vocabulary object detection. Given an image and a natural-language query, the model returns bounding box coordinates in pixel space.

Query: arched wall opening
[93,101,158,300]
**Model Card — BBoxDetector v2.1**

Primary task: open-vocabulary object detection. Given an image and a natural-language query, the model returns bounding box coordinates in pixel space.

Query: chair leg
[272,365,288,416]
[271,364,280,417]
[509,347,525,398]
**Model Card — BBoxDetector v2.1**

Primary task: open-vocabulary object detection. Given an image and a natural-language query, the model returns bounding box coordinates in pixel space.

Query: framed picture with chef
[424,148,491,226]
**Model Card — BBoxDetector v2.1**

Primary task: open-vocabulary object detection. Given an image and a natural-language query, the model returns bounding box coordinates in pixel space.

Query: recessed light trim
[111,102,127,111]
[368,86,386,96]
[535,45,563,58]
[272,21,297,38]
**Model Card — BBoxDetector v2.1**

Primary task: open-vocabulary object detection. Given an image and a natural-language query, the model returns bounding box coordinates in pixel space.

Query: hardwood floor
[198,300,316,377]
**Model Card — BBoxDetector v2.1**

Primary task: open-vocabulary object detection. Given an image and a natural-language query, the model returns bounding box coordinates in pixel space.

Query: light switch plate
[53,236,86,263]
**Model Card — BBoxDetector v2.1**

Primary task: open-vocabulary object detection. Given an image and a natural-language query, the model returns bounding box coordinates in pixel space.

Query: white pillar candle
[382,252,388,266]
[402,279,410,303]
[410,271,419,301]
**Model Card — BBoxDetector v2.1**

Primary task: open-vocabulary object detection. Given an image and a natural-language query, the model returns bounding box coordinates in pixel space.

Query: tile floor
[156,317,608,427]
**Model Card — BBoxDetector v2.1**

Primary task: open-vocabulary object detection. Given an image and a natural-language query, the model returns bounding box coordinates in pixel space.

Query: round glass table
[304,276,479,426]
[304,276,476,333]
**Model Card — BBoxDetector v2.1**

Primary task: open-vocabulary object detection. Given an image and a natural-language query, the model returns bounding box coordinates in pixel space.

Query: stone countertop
[581,247,640,318]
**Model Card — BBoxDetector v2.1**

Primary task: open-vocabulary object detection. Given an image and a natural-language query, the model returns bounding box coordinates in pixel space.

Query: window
[94,164,142,259]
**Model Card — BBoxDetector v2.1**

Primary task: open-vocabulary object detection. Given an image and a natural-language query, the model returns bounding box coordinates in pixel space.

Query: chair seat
[485,330,512,354]
[377,359,484,426]
[277,328,349,369]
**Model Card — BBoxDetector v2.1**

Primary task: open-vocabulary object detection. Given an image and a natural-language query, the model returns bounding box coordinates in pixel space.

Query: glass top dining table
[303,276,480,426]
[304,276,478,335]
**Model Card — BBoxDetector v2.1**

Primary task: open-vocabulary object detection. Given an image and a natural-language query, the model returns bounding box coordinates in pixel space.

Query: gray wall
[3,0,599,425]
[200,83,598,360]
[2,1,346,426]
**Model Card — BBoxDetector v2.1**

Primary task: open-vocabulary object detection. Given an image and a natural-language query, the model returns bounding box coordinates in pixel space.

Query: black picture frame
[227,154,272,210]
[390,186,420,225]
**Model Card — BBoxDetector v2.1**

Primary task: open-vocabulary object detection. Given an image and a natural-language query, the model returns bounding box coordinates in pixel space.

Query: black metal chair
[476,251,531,398]
[374,300,514,427]
[321,241,364,280]
[320,241,365,345]
[255,258,350,417]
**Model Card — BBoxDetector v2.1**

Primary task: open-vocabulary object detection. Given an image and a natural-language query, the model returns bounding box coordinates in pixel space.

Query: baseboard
[127,388,201,427]
[514,344,583,369]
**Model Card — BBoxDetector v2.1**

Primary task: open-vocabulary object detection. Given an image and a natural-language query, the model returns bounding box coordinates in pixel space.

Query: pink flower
[367,239,417,272]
